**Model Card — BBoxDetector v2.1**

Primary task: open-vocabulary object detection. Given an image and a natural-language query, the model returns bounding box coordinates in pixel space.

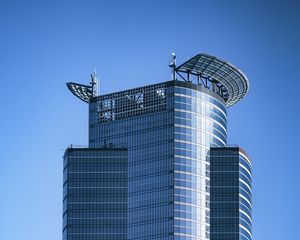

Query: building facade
[64,53,252,240]
[63,147,128,240]
[210,147,252,240]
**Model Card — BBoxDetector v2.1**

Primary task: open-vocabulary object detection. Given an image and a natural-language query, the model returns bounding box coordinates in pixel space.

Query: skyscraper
[63,53,252,240]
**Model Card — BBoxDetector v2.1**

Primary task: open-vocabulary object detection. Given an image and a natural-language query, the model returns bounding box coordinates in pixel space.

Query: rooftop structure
[66,70,99,103]
[66,53,249,107]
[174,53,249,107]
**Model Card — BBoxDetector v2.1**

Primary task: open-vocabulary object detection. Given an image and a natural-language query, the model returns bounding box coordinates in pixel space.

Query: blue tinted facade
[63,147,128,240]
[88,81,228,239]
[210,147,252,240]
[65,78,252,240]
[173,83,227,240]
[89,82,174,239]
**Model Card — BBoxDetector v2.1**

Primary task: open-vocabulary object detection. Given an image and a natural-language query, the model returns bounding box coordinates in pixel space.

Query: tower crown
[175,53,249,107]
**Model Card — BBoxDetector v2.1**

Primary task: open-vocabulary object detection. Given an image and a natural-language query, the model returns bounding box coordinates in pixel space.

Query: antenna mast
[169,52,176,80]
[90,69,99,97]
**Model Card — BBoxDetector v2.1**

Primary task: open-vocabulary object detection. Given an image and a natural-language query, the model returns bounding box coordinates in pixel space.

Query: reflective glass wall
[239,149,252,240]
[89,82,174,240]
[173,83,227,240]
[88,80,227,240]
[63,148,128,240]
[210,147,252,240]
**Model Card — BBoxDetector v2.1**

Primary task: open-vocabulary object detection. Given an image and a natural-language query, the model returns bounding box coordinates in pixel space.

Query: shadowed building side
[63,147,128,240]
[210,147,252,240]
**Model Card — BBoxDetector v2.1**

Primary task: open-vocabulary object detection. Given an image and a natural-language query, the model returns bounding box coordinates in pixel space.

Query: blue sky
[0,0,299,239]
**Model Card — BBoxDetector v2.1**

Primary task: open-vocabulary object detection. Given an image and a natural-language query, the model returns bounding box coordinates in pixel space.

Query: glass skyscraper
[64,53,252,240]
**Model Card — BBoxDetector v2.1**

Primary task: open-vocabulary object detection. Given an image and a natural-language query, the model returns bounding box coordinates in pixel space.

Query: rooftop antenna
[90,69,99,97]
[169,52,176,80]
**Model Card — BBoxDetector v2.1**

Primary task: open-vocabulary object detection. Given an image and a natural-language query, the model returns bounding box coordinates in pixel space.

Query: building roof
[175,53,249,107]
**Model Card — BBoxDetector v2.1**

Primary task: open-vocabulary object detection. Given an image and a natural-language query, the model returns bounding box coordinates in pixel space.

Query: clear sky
[0,0,299,239]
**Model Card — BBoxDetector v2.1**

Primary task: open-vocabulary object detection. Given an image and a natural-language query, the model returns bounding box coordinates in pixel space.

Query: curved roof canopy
[175,53,249,107]
[66,82,93,103]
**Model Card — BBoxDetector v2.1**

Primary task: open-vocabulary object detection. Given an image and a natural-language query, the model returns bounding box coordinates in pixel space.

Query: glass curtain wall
[63,148,128,240]
[210,147,252,240]
[88,81,227,240]
[89,83,174,240]
[173,84,227,240]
